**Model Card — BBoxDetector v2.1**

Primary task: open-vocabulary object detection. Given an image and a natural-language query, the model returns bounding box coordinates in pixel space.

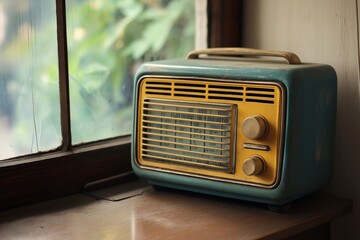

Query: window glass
[0,0,196,160]
[66,0,195,144]
[0,0,61,160]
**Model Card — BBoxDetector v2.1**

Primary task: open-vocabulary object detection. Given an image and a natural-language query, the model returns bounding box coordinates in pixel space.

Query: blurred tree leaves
[5,0,195,154]
[66,0,195,144]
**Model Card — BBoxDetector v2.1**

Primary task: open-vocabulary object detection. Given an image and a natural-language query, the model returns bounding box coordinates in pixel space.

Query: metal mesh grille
[140,99,237,172]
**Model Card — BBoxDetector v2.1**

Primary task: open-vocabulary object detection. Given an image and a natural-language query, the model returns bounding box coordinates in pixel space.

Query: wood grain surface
[0,181,351,240]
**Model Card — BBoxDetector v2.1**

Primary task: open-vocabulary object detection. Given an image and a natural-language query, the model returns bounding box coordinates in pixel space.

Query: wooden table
[0,179,352,240]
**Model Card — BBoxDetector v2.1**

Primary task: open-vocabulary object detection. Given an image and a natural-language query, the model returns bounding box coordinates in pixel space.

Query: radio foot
[152,184,169,191]
[267,203,292,213]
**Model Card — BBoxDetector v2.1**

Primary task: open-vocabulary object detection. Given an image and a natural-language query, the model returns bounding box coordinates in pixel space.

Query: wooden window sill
[0,178,352,240]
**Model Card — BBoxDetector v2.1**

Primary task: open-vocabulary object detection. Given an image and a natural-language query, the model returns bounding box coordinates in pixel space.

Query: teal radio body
[131,48,337,205]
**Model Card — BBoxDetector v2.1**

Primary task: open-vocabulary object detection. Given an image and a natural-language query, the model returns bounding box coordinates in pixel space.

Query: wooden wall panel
[208,0,243,47]
[0,141,132,210]
[242,1,360,239]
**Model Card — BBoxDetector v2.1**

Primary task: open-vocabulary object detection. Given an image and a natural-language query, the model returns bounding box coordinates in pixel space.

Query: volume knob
[242,115,268,140]
[242,156,265,176]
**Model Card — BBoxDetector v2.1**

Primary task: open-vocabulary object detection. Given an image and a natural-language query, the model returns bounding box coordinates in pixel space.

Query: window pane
[0,0,61,160]
[66,0,195,144]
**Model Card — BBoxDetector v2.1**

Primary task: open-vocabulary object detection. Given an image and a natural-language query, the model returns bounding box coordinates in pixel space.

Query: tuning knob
[242,156,265,176]
[242,115,268,140]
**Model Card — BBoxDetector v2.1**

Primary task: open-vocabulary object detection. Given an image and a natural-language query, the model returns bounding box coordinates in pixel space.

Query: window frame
[0,0,243,210]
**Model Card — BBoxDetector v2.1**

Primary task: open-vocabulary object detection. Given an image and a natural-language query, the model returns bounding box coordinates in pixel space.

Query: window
[0,0,241,209]
[0,0,195,160]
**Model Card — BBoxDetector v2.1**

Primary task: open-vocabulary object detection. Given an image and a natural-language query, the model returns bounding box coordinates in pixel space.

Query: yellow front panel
[135,77,284,187]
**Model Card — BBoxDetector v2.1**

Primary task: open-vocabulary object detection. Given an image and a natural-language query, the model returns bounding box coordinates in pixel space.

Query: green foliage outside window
[0,0,194,159]
[67,0,195,144]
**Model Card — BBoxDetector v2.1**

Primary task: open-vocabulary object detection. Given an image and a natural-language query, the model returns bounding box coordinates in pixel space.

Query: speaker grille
[144,79,275,104]
[140,98,237,172]
[136,77,285,187]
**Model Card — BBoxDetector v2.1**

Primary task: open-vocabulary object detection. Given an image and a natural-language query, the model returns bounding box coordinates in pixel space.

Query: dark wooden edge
[56,0,72,150]
[0,138,132,210]
[263,193,353,240]
[281,223,330,240]
[208,0,243,47]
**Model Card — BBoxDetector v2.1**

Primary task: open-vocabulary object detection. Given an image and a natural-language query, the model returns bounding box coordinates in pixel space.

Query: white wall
[242,0,360,239]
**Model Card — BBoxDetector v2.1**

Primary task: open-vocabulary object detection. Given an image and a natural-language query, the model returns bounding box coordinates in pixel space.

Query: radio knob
[242,156,265,176]
[242,115,268,140]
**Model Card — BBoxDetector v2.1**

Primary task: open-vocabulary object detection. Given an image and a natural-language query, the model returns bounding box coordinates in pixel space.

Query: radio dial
[242,115,268,140]
[242,156,265,176]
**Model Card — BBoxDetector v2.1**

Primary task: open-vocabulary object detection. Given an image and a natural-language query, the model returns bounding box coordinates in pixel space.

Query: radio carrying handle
[186,48,301,64]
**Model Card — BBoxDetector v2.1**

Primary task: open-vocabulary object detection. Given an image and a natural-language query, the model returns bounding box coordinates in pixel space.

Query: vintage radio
[131,48,337,206]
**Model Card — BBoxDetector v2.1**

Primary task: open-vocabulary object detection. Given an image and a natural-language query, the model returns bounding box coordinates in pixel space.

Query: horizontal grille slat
[245,93,274,98]
[246,99,275,104]
[208,93,243,98]
[143,108,231,118]
[173,83,206,98]
[208,92,244,101]
[244,87,275,104]
[142,120,231,132]
[142,149,229,162]
[174,87,205,91]
[142,137,230,151]
[143,132,229,145]
[142,126,230,139]
[146,81,171,85]
[174,83,206,87]
[145,81,172,96]
[142,154,228,169]
[144,102,230,111]
[140,98,236,172]
[246,87,274,92]
[142,143,229,158]
[145,91,171,96]
[208,96,244,101]
[143,114,232,126]
[143,149,229,164]
[146,84,172,88]
[208,85,244,102]
[173,93,206,98]
[208,87,243,91]
[208,90,243,95]
[146,87,172,91]
[246,96,275,101]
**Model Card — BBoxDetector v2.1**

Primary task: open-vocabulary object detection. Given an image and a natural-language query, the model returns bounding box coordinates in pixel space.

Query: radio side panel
[280,65,337,197]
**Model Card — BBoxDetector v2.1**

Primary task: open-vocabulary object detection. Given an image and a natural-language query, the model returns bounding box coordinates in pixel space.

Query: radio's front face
[135,76,285,188]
